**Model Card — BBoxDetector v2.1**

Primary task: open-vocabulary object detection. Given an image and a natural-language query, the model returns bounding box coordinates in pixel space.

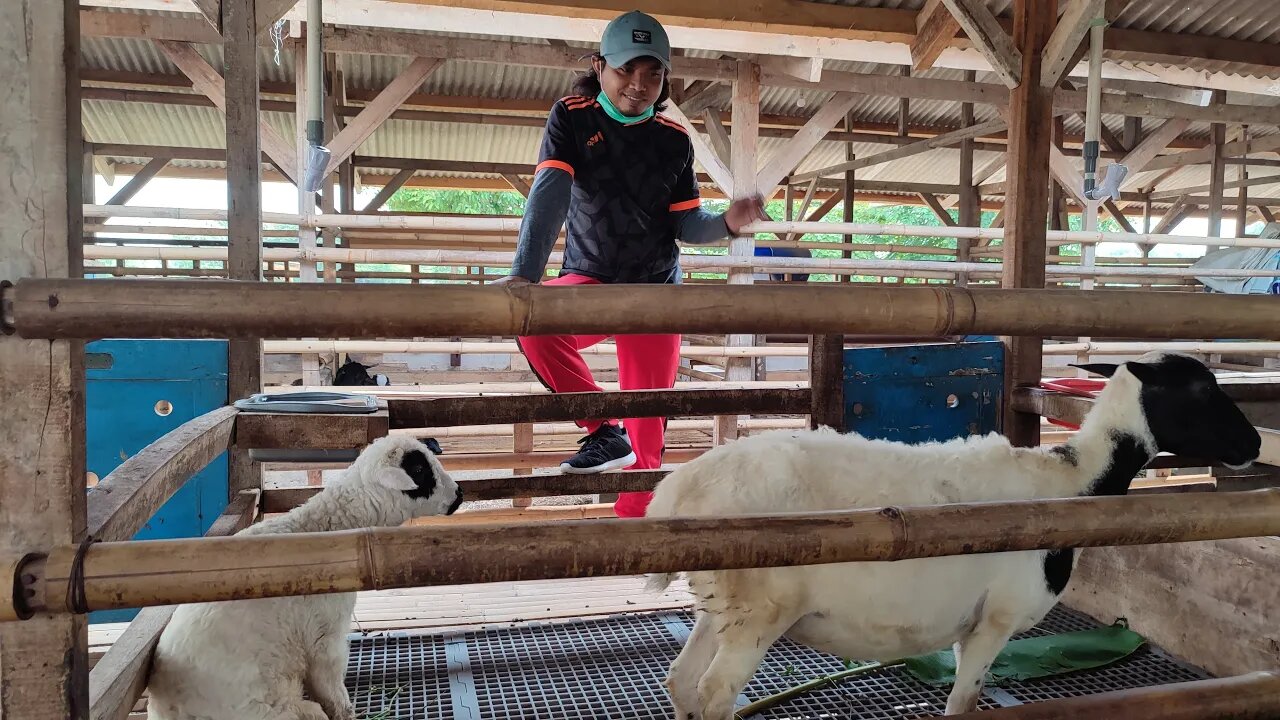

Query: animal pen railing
[3,280,1280,719]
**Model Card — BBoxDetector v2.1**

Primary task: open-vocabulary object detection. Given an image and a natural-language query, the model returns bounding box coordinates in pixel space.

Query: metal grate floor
[342,605,1209,719]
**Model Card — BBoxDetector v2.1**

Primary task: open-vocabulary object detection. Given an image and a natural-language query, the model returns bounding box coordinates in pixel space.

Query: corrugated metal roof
[79,3,1280,204]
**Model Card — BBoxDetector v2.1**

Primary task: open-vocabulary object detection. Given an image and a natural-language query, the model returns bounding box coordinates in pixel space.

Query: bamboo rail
[80,205,1280,249]
[260,339,1280,357]
[947,671,1280,720]
[7,489,1279,618]
[8,280,1280,340]
[388,417,806,438]
[77,245,1271,279]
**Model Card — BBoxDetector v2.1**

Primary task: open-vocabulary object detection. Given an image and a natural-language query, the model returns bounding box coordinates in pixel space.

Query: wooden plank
[234,410,390,449]
[87,492,257,720]
[1001,0,1055,447]
[86,406,238,542]
[191,0,221,32]
[910,0,959,73]
[1141,130,1280,174]
[154,40,299,183]
[1123,118,1191,175]
[0,0,87,716]
[1153,195,1193,234]
[1040,0,1103,87]
[223,0,263,498]
[388,389,809,429]
[756,91,859,195]
[1103,199,1137,233]
[1259,205,1276,224]
[103,155,169,205]
[717,59,762,443]
[676,81,731,116]
[323,57,444,175]
[665,102,734,196]
[941,0,1022,88]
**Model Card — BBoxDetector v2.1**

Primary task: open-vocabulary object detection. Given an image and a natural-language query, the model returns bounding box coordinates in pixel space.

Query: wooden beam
[1001,0,1055,446]
[919,193,958,226]
[1095,117,1126,154]
[1122,118,1191,175]
[500,172,531,199]
[716,60,761,443]
[665,102,734,196]
[85,407,238,542]
[700,109,732,170]
[1259,205,1276,224]
[256,0,296,31]
[235,411,389,449]
[1040,0,1103,88]
[323,57,443,175]
[191,0,221,32]
[87,492,257,720]
[1208,90,1228,238]
[1103,199,1136,233]
[756,91,860,196]
[808,335,845,431]
[910,0,960,73]
[223,0,263,498]
[388,389,809,429]
[1152,195,1192,234]
[362,167,416,210]
[103,155,169,205]
[0,0,88,716]
[941,0,1022,88]
[956,69,978,286]
[791,117,1008,182]
[677,82,731,116]
[154,40,299,183]
[1141,131,1280,174]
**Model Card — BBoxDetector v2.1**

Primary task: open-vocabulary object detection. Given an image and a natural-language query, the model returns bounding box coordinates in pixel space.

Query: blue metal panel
[85,340,229,623]
[843,342,1004,444]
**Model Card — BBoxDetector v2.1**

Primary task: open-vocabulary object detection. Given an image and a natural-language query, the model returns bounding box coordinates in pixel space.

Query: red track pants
[515,273,680,518]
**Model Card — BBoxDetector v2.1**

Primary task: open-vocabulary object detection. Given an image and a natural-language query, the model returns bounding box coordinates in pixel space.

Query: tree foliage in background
[389,188,526,215]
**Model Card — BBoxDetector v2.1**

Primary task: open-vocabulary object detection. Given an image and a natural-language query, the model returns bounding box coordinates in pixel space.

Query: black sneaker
[560,424,637,474]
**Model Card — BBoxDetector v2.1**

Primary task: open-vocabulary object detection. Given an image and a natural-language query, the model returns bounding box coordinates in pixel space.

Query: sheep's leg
[697,611,797,720]
[666,610,719,720]
[944,621,1014,715]
[304,636,354,720]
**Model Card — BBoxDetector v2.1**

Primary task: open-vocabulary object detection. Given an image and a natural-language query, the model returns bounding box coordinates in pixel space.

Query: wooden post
[843,111,856,282]
[808,335,845,431]
[225,0,264,496]
[1235,125,1249,238]
[957,70,978,286]
[511,422,534,509]
[714,60,760,445]
[1207,89,1228,239]
[0,1,89,717]
[1001,0,1056,446]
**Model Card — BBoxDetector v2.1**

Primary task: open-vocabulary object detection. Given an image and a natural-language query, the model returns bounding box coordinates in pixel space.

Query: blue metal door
[85,340,229,623]
[843,342,1004,444]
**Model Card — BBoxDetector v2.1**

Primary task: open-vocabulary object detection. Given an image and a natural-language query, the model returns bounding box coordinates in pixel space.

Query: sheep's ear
[423,438,443,455]
[1122,361,1159,384]
[1068,363,1119,378]
[373,466,418,492]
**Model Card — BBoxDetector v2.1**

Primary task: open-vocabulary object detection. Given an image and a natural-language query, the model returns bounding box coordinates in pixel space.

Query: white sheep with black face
[146,435,463,720]
[645,352,1260,719]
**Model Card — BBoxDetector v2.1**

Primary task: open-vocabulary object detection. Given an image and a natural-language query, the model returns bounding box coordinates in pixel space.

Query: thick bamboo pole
[948,671,1280,720]
[8,489,1280,618]
[390,417,808,439]
[80,205,1280,249]
[9,280,1280,341]
[261,339,1280,357]
[77,245,1273,279]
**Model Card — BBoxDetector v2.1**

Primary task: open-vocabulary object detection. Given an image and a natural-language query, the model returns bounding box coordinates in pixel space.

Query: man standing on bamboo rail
[492,10,766,517]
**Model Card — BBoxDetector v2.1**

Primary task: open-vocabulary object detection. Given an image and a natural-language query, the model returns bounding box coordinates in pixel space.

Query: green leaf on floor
[902,620,1146,687]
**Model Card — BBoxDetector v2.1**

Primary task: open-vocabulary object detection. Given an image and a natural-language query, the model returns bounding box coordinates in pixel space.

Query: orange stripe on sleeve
[536,160,575,178]
[669,198,701,212]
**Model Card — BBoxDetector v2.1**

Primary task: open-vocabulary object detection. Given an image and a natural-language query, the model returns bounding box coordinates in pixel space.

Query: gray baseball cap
[600,10,671,71]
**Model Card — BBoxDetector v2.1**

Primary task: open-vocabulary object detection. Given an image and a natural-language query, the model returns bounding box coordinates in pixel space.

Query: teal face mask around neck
[596,90,654,125]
